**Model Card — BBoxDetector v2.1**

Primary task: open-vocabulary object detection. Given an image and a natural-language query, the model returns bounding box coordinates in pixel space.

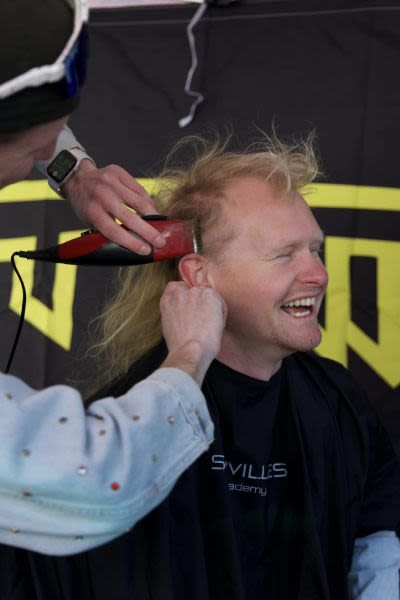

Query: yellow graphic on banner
[0,231,80,350]
[318,237,400,388]
[1,180,400,210]
[0,180,60,203]
[1,181,399,386]
[308,183,400,211]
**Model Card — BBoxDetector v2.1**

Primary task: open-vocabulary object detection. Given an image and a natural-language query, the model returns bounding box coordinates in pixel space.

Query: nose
[297,253,328,289]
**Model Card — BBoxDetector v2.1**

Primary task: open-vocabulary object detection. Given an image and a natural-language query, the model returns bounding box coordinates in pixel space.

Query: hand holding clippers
[16,216,201,266]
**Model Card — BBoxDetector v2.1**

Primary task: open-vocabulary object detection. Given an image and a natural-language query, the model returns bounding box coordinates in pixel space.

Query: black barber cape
[1,348,399,600]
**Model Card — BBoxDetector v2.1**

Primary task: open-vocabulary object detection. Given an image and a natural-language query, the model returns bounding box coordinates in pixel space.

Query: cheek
[9,158,35,184]
[224,279,269,319]
[213,270,253,300]
[33,141,57,161]
[214,266,286,309]
[323,268,329,289]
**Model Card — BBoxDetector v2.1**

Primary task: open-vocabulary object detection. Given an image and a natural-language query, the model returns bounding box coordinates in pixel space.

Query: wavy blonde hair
[87,132,321,394]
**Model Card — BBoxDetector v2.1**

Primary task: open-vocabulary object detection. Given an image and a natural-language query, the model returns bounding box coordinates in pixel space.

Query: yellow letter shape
[317,236,400,388]
[0,231,80,351]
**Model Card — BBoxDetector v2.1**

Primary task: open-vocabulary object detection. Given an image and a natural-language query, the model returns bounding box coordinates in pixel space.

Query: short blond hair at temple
[88,133,321,394]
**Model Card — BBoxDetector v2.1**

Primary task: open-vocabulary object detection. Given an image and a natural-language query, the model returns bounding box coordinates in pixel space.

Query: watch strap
[47,148,95,195]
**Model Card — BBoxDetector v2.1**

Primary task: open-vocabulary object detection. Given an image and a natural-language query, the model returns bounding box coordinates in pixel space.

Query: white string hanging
[178,1,208,128]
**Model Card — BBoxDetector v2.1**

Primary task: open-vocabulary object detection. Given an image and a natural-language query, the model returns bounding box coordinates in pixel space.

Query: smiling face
[203,177,328,378]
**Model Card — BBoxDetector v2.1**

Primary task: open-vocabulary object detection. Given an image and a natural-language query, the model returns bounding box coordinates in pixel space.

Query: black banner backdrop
[1,0,399,454]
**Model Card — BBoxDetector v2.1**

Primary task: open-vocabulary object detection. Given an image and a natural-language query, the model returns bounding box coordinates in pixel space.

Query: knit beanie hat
[0,0,87,133]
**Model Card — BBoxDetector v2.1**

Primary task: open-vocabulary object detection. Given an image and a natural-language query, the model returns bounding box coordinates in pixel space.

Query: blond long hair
[87,133,321,393]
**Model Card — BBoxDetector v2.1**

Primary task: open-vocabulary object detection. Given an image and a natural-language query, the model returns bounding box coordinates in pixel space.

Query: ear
[179,254,212,288]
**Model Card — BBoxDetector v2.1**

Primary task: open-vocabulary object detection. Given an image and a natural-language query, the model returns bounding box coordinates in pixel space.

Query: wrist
[162,340,215,386]
[61,157,96,198]
[47,148,96,199]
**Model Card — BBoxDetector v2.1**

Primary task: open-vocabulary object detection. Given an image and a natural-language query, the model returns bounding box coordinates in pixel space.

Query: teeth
[282,297,316,308]
[292,310,311,317]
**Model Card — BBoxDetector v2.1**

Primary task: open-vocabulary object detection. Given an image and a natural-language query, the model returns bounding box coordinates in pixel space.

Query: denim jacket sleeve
[0,368,213,556]
[348,531,400,599]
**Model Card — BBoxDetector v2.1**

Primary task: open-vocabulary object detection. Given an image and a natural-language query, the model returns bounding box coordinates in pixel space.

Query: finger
[162,281,189,303]
[113,167,159,215]
[113,203,167,248]
[84,186,165,249]
[119,186,159,217]
[160,283,180,309]
[219,296,228,322]
[89,210,153,255]
[102,164,151,198]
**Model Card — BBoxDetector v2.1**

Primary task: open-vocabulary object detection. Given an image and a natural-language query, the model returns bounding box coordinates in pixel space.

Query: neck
[216,335,284,381]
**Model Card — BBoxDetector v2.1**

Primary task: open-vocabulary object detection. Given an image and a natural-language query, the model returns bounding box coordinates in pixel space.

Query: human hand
[62,160,166,255]
[160,282,227,385]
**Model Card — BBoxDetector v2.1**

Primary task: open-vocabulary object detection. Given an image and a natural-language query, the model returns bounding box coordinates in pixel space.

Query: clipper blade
[191,217,202,254]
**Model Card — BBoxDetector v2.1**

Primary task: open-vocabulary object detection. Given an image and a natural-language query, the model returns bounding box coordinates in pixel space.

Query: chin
[283,329,322,354]
[298,332,322,352]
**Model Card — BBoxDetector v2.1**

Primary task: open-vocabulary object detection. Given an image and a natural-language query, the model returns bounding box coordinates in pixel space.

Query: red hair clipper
[17,216,200,266]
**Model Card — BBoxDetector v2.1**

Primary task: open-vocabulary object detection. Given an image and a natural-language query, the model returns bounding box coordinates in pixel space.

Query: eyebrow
[273,234,325,253]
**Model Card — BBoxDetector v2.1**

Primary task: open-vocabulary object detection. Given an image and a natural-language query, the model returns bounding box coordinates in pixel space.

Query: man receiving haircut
[8,136,400,598]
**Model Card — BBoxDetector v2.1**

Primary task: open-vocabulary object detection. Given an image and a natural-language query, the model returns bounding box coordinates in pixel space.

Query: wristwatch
[46,148,95,196]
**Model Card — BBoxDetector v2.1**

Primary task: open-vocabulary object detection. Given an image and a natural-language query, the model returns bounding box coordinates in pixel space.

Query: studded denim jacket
[0,368,213,556]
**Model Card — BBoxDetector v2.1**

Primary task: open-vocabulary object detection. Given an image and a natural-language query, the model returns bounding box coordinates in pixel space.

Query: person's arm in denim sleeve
[0,367,212,556]
[349,531,400,599]
[349,394,400,600]
[0,283,226,556]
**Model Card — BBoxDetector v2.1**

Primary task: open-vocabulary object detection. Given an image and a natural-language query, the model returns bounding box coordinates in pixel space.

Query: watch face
[46,150,78,184]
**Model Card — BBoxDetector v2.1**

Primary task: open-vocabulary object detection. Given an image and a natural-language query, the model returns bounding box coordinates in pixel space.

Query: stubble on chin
[280,322,323,355]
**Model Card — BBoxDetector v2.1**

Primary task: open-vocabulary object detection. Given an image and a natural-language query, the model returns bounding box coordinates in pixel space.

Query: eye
[311,245,324,258]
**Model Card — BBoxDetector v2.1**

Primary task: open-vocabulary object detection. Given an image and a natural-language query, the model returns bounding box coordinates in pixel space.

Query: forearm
[162,340,216,387]
[0,368,213,555]
[348,531,400,599]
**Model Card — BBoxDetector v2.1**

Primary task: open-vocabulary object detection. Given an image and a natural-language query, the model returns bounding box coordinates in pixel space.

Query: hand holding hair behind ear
[160,281,227,386]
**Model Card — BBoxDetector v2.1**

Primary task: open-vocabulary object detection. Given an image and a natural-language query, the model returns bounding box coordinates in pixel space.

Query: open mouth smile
[281,296,317,318]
